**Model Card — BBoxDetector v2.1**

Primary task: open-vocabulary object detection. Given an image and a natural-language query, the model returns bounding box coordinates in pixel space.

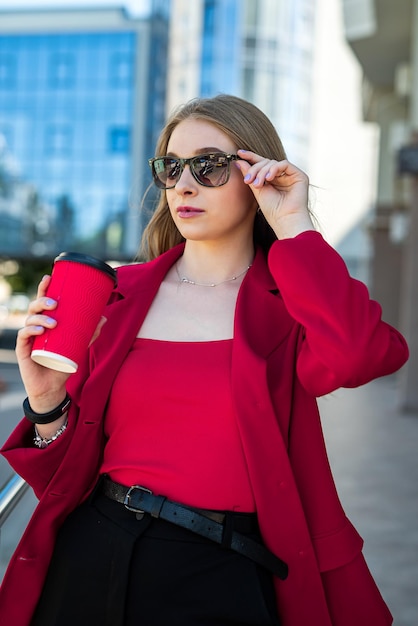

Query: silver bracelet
[34,418,68,449]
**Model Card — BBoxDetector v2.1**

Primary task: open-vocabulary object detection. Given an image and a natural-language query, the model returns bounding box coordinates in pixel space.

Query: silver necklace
[175,261,252,287]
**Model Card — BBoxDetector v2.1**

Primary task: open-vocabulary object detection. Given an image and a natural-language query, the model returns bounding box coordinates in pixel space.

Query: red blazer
[0,232,408,626]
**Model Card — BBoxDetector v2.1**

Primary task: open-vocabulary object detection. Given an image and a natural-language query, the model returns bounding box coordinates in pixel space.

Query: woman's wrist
[34,417,68,448]
[270,212,315,240]
[23,393,71,424]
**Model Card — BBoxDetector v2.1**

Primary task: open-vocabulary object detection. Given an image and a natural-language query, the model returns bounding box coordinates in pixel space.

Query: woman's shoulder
[113,259,157,295]
[114,244,185,290]
[116,260,147,277]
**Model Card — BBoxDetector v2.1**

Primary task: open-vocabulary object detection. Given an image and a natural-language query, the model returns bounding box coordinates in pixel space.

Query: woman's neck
[179,240,255,287]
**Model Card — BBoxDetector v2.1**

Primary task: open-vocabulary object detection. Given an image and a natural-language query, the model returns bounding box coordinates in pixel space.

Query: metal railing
[0,473,29,529]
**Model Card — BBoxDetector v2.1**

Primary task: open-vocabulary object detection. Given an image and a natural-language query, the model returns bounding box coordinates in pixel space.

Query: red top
[101,338,255,512]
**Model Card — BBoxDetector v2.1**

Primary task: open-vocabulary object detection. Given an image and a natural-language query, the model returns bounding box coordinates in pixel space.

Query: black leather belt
[101,476,288,580]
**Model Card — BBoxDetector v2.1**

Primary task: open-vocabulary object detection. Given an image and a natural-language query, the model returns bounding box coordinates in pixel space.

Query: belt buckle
[124,485,152,519]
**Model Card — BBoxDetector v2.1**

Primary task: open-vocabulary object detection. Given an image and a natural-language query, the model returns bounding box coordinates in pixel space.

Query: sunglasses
[148,152,239,189]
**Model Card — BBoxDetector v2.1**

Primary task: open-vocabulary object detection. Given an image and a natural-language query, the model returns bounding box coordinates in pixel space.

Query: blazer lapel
[81,245,185,415]
[234,246,294,358]
[231,247,297,488]
[231,248,334,624]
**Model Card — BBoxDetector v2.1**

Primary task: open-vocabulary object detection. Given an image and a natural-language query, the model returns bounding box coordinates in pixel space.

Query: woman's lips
[176,206,205,218]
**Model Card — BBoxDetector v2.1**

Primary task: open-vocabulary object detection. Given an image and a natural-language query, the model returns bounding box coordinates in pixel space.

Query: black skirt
[31,485,281,626]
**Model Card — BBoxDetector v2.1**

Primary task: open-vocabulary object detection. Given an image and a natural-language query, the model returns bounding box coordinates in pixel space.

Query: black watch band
[23,393,71,424]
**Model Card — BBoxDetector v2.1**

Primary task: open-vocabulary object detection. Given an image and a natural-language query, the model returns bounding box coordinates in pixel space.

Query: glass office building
[168,0,317,171]
[0,0,316,261]
[0,5,169,261]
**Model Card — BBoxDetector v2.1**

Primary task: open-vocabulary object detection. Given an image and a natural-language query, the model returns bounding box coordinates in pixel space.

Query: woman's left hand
[236,149,315,239]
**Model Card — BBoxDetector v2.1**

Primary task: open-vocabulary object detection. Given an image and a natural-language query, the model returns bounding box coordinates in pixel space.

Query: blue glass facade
[0,21,167,261]
[0,31,137,258]
[200,0,240,97]
[198,0,316,172]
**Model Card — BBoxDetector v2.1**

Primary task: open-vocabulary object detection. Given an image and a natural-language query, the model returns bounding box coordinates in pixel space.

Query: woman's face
[165,118,257,246]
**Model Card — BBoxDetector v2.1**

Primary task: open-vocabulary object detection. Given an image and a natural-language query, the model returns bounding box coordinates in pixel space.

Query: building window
[109,127,130,154]
[45,125,73,155]
[49,53,76,88]
[244,36,257,51]
[109,53,133,87]
[0,126,14,152]
[0,54,17,88]
[243,67,255,102]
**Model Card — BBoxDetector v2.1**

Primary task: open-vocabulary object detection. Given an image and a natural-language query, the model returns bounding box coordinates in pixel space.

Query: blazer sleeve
[267,231,409,396]
[0,350,90,500]
[0,405,78,500]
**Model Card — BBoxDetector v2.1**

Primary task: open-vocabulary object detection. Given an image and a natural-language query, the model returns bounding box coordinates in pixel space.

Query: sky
[0,0,150,16]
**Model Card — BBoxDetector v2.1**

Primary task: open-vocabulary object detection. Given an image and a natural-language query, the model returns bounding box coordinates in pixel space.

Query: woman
[0,94,408,625]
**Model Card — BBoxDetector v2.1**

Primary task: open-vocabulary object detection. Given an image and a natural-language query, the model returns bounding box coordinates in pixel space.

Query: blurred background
[0,1,417,623]
[1,0,417,411]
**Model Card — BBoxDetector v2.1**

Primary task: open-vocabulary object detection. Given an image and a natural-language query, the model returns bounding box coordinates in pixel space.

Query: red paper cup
[31,252,117,373]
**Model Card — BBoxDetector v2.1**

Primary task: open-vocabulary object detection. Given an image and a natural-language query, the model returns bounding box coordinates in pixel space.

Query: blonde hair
[139,94,287,261]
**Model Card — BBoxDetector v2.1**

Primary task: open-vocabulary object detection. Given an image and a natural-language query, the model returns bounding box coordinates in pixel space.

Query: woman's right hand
[16,275,70,413]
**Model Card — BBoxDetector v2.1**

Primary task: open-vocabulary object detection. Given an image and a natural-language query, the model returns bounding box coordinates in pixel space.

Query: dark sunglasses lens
[152,157,181,189]
[151,154,233,189]
[193,155,230,187]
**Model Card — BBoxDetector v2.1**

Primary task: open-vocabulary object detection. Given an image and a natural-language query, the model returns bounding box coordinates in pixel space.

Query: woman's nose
[174,164,197,193]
